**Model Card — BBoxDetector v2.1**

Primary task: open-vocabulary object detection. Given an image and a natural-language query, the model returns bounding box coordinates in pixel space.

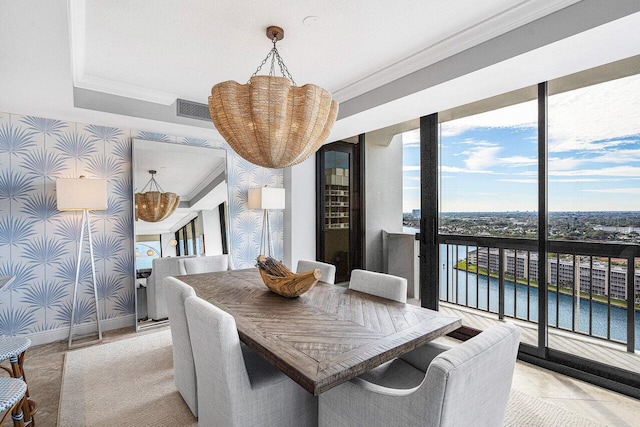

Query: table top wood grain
[178,268,461,395]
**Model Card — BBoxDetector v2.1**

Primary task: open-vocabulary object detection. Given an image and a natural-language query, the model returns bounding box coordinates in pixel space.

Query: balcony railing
[438,234,640,352]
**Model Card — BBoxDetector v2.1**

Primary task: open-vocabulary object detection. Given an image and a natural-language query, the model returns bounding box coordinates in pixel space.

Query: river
[437,244,640,350]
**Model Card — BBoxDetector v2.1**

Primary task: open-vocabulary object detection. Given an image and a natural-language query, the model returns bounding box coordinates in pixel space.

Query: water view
[439,245,640,350]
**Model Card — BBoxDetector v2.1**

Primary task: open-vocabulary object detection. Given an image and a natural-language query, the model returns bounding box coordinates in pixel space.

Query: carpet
[58,329,196,427]
[59,329,604,426]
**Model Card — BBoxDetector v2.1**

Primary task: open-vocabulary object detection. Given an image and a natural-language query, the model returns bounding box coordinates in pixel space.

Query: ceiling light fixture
[208,26,338,169]
[135,170,180,222]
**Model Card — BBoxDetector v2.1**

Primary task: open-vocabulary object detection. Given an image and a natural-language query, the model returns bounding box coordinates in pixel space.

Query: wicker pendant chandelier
[135,170,180,222]
[209,26,338,169]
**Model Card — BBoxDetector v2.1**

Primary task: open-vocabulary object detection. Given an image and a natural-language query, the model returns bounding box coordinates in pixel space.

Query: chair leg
[11,396,25,427]
[0,396,25,427]
[9,353,35,426]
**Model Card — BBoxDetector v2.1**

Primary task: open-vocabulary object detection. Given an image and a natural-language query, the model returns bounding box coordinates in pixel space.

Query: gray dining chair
[179,254,235,275]
[296,260,336,285]
[319,323,520,427]
[185,295,318,426]
[348,269,407,303]
[165,277,198,416]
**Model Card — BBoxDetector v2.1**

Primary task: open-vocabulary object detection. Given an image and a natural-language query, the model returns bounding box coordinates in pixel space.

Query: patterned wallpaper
[0,111,283,338]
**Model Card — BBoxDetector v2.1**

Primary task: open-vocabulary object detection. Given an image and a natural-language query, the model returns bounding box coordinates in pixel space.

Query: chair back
[296,260,336,285]
[349,269,407,303]
[165,277,197,416]
[185,295,251,426]
[179,255,232,275]
[147,255,195,319]
[424,323,520,427]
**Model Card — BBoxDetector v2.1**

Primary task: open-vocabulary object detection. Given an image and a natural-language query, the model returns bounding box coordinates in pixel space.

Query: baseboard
[27,315,136,346]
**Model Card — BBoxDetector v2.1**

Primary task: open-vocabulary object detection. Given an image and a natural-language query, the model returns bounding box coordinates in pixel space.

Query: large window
[175,217,202,256]
[548,69,640,242]
[418,56,640,390]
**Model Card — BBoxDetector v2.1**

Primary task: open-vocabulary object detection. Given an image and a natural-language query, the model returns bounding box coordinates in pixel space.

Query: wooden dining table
[177,268,462,395]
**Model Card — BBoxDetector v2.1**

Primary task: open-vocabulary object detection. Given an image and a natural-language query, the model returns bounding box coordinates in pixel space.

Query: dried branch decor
[256,255,320,298]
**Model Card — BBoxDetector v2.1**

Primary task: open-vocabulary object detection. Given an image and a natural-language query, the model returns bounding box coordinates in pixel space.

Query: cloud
[548,157,584,171]
[404,176,420,183]
[403,166,420,172]
[581,188,640,194]
[440,100,537,137]
[549,138,629,153]
[497,178,537,183]
[550,178,612,183]
[586,147,640,164]
[548,75,640,152]
[499,156,537,167]
[550,165,640,177]
[439,165,496,174]
[463,145,501,170]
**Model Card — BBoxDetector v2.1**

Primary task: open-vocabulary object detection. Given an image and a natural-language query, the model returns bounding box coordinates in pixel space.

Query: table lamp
[56,177,108,349]
[248,186,285,258]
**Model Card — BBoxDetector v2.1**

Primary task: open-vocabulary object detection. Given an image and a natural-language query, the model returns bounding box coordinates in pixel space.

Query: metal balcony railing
[438,235,640,352]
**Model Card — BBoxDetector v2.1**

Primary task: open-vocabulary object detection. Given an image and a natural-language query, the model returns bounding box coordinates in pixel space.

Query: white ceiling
[134,139,227,235]
[72,0,579,105]
[1,1,639,144]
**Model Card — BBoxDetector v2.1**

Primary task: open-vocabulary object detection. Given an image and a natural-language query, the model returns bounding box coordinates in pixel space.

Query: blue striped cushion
[0,378,26,412]
[0,336,30,361]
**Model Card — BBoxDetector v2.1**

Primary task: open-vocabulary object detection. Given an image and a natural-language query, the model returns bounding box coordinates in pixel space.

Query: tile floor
[6,326,640,427]
[511,359,640,426]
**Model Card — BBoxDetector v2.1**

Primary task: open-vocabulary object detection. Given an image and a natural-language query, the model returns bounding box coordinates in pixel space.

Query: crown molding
[332,0,581,102]
[74,74,178,105]
[68,0,177,105]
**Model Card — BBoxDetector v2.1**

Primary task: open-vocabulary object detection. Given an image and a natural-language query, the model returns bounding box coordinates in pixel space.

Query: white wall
[160,233,177,257]
[199,209,223,256]
[365,133,404,272]
[283,154,317,270]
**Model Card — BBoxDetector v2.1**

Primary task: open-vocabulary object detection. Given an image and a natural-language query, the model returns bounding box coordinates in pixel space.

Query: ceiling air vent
[176,99,211,121]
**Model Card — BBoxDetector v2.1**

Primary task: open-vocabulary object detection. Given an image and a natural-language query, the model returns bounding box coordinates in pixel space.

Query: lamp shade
[248,187,285,210]
[56,178,108,211]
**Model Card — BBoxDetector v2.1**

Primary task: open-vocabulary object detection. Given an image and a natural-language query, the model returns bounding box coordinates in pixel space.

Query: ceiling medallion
[135,170,180,222]
[209,26,338,169]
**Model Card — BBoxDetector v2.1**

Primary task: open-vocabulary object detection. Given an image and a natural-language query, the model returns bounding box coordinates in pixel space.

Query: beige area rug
[59,329,603,427]
[58,329,197,427]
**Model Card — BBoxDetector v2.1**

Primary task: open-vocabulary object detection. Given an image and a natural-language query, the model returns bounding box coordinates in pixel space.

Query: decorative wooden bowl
[258,268,321,298]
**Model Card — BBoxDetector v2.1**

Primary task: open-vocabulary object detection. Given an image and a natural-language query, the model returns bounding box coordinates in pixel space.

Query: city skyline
[402,73,640,213]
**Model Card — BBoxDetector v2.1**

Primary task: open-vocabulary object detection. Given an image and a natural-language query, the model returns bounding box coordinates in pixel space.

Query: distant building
[412,209,421,218]
[467,249,640,301]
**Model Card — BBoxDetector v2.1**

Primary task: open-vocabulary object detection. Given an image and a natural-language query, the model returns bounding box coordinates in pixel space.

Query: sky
[402,73,640,213]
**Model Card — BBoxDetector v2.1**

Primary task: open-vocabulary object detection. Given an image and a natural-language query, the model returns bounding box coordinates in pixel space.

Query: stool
[0,337,37,426]
[0,377,27,427]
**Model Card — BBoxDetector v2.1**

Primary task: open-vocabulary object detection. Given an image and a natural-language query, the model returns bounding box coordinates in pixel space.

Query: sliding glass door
[419,56,640,396]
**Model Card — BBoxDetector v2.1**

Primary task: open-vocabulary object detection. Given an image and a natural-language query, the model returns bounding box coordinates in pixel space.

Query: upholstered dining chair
[296,260,336,285]
[179,254,235,275]
[348,269,407,303]
[319,323,521,427]
[185,296,318,427]
[185,295,318,427]
[165,277,198,417]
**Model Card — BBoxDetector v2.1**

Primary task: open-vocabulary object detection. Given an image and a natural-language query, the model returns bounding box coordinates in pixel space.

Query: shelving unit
[325,168,349,230]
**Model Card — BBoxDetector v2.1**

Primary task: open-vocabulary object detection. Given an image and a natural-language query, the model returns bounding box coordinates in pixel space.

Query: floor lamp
[56,177,108,349]
[248,187,285,258]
